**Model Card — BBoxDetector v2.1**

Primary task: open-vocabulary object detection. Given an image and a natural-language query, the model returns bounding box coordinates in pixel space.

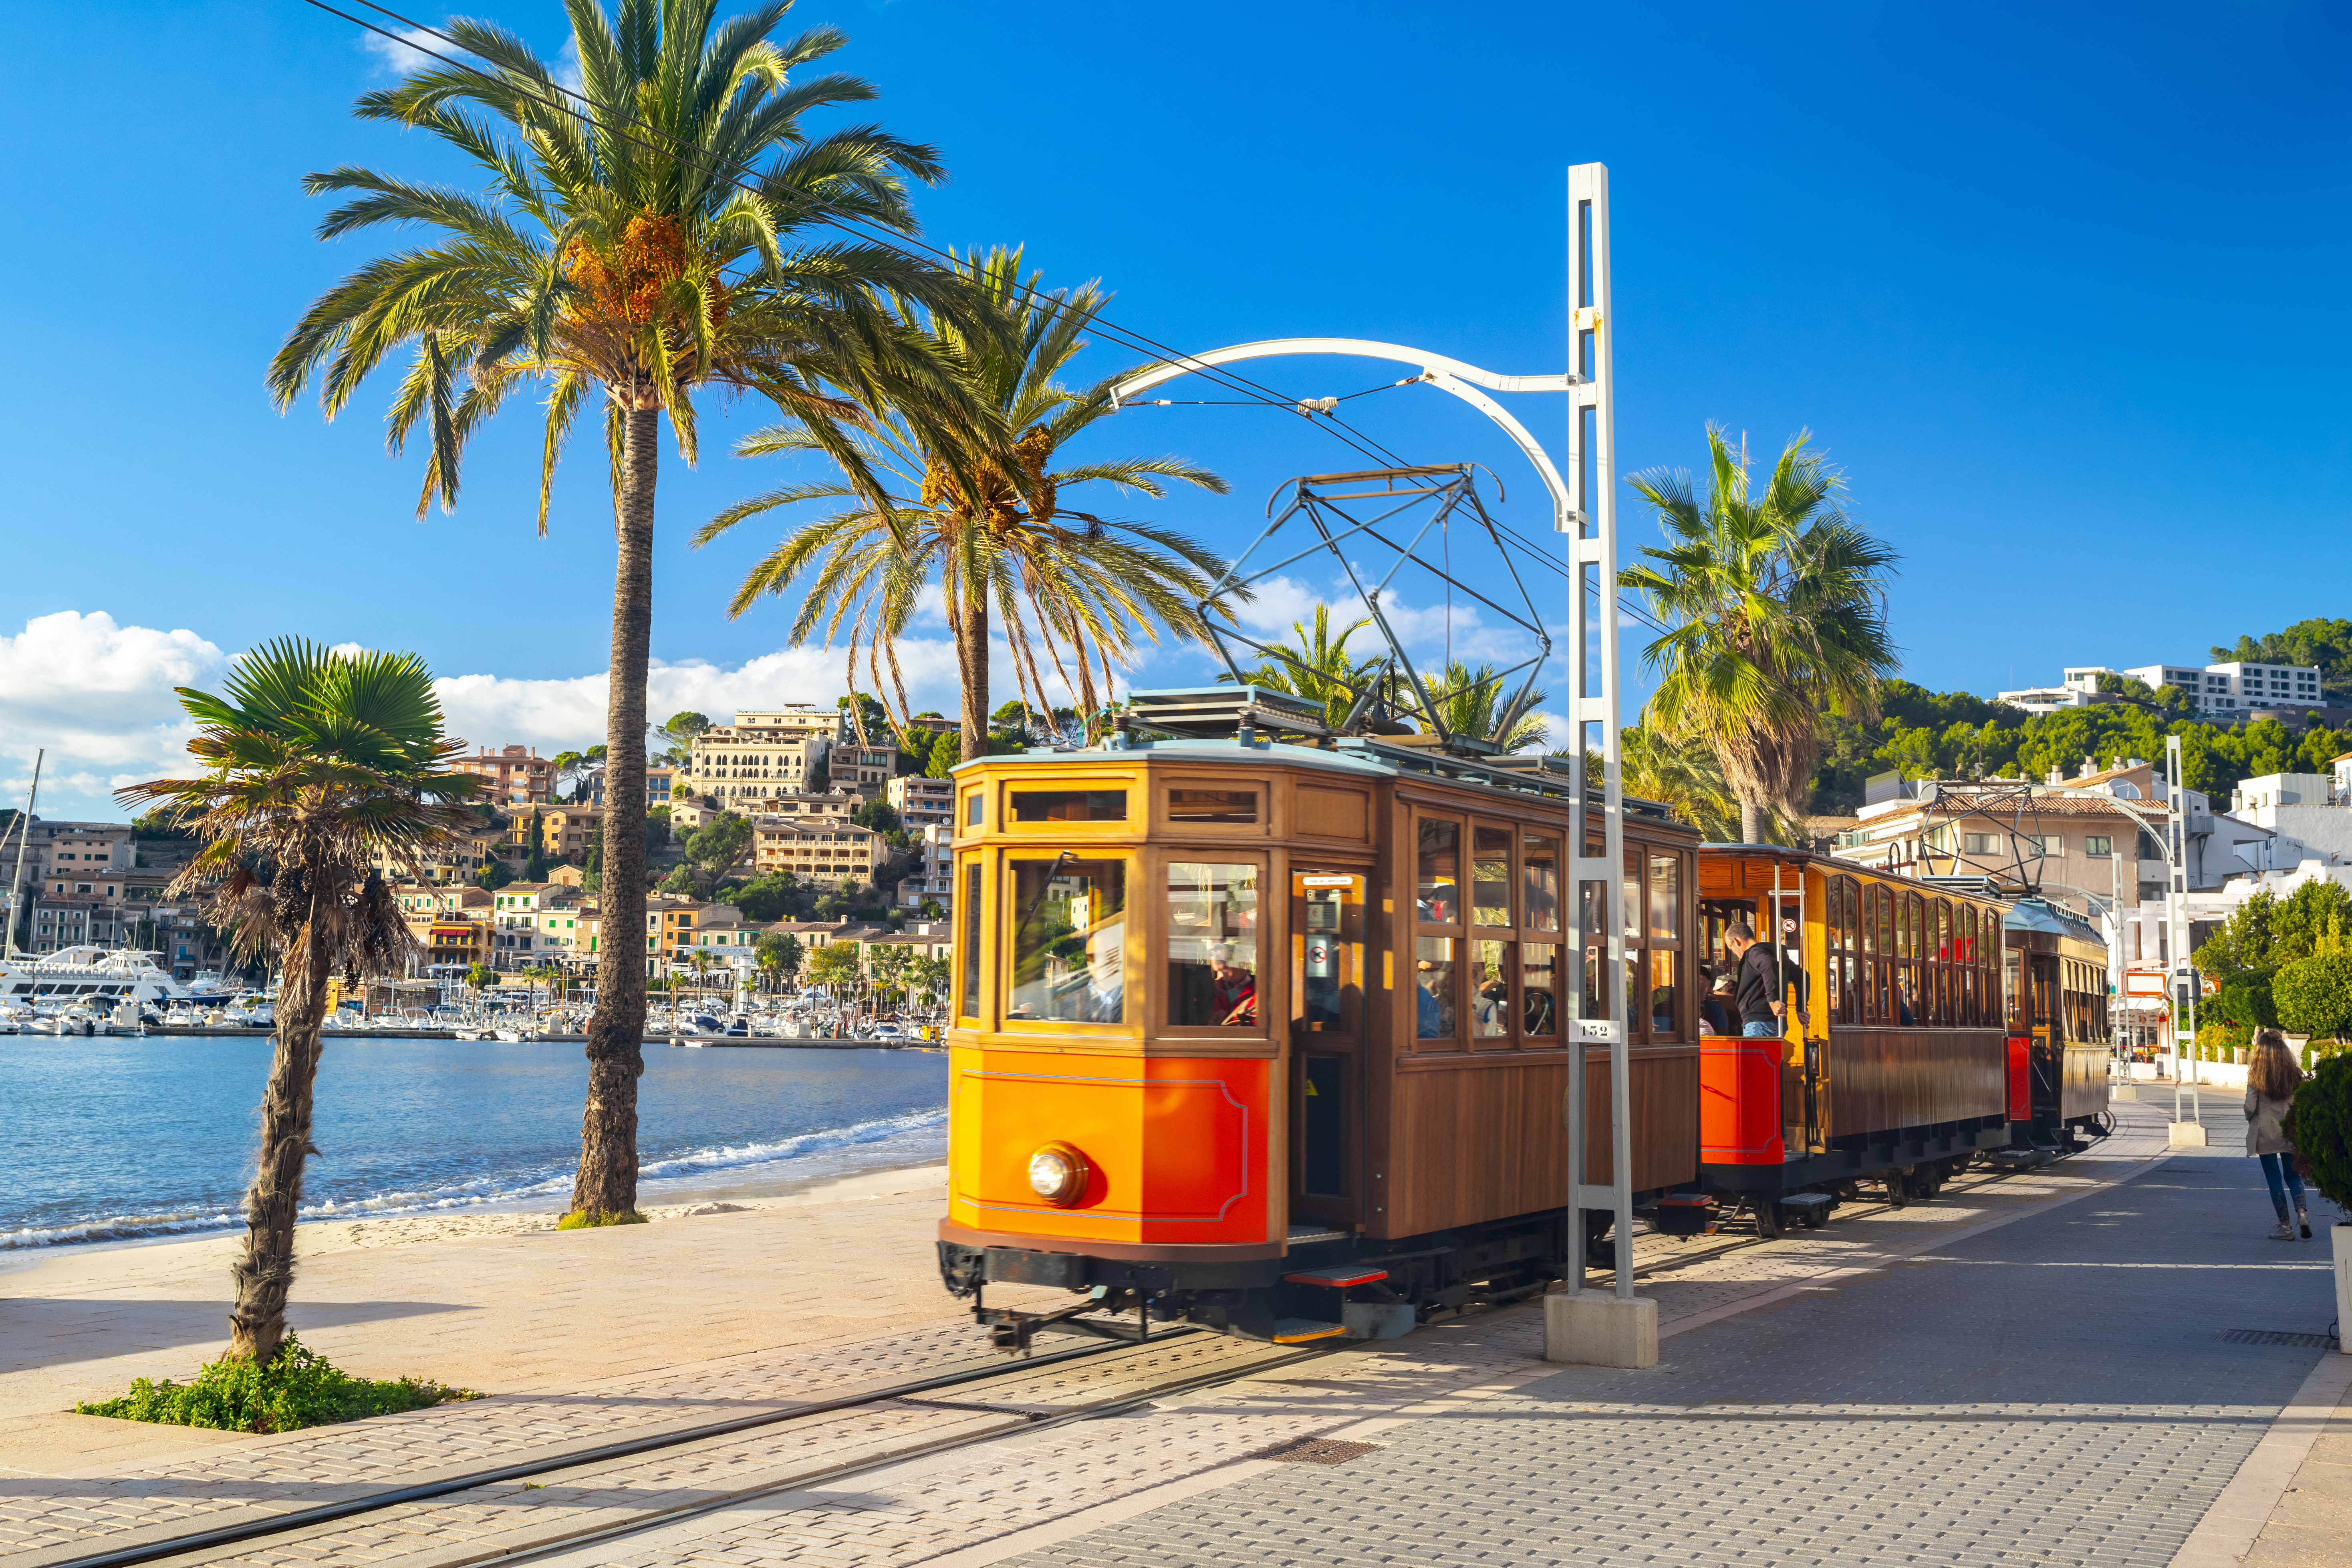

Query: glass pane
[1648,855,1680,941]
[1417,819,1460,925]
[1649,947,1679,1037]
[1169,788,1257,824]
[1165,861,1260,1027]
[1471,939,1513,1037]
[1414,936,1457,1039]
[1301,1055,1347,1196]
[1522,944,1557,1036]
[1522,834,1560,932]
[964,791,983,827]
[1579,881,1608,1020]
[1010,790,1126,824]
[1302,883,1351,1030]
[1007,857,1126,1022]
[959,862,982,1020]
[1625,861,1640,938]
[1473,825,1512,927]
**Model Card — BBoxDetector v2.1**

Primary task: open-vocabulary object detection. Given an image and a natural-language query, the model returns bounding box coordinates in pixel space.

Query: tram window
[1959,905,1978,1025]
[1415,936,1458,1039]
[1523,834,1560,932]
[1300,881,1353,1030]
[1470,940,1513,1038]
[1472,826,1512,926]
[1649,948,1679,1036]
[1169,788,1258,824]
[2002,950,2023,1033]
[1010,790,1126,824]
[1580,883,1609,1021]
[1301,1056,1348,1196]
[1165,861,1260,1028]
[959,862,982,1020]
[1647,855,1679,941]
[964,791,983,828]
[1417,819,1461,925]
[1522,945,1558,1036]
[1006,858,1127,1023]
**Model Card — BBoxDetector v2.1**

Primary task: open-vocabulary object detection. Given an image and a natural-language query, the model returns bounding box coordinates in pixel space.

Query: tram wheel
[1754,1201,1786,1240]
[1882,1169,1910,1208]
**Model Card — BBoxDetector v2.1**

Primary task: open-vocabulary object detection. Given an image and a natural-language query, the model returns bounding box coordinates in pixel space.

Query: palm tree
[1416,661,1550,751]
[1619,426,1899,843]
[688,947,717,1007]
[117,640,480,1364]
[1616,724,1745,843]
[696,246,1235,758]
[269,1,984,1221]
[1218,605,1382,730]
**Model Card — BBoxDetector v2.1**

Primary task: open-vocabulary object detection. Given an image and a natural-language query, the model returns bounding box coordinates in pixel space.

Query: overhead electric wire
[298,1,1670,635]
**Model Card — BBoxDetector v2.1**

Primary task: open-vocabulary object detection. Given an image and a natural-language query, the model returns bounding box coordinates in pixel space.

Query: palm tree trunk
[957,592,989,765]
[227,911,332,1364]
[576,402,657,1219]
[1740,796,1761,845]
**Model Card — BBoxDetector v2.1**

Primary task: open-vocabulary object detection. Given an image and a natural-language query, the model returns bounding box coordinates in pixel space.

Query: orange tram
[936,704,2112,1348]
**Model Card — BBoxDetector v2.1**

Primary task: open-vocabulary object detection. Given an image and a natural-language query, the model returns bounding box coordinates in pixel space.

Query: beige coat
[2244,1087,2294,1157]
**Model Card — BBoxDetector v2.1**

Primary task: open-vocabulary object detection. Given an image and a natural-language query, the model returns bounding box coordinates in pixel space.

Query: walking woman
[2245,1029,2312,1241]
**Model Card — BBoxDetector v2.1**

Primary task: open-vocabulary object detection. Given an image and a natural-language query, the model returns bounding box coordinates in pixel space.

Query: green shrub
[2293,1054,2352,1210]
[556,1208,648,1229]
[75,1336,475,1433]
[2275,952,2352,1042]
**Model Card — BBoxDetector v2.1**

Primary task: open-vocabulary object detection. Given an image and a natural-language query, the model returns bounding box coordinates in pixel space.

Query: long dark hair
[2249,1028,2304,1101]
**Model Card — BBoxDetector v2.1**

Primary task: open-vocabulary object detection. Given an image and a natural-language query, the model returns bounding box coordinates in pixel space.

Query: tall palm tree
[1617,723,1745,843]
[269,0,982,1221]
[1218,605,1381,730]
[1619,426,1900,843]
[697,246,1235,758]
[117,641,480,1364]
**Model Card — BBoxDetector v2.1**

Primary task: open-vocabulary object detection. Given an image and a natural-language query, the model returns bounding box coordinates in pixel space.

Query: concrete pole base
[2168,1120,2208,1147]
[1544,1291,1658,1368]
[2111,1085,2138,1102]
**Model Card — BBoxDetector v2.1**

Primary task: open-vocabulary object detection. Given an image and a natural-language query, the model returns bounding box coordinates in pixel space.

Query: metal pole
[2163,735,2199,1125]
[1563,162,1629,1300]
[4,750,42,959]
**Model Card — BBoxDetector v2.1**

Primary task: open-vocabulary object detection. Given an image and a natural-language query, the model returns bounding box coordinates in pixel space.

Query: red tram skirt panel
[1701,1033,1784,1167]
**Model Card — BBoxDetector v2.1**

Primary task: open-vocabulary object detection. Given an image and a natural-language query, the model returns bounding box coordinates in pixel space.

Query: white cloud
[360,24,463,79]
[0,613,227,816]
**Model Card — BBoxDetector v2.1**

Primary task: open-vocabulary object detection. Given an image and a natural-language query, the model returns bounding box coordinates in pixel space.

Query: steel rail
[42,1330,1192,1568]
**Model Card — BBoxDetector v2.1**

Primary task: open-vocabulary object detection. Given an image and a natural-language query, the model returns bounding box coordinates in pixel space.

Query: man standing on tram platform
[1724,921,1785,1038]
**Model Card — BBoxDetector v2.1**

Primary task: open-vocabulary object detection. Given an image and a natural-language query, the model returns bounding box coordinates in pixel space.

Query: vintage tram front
[935,705,1703,1347]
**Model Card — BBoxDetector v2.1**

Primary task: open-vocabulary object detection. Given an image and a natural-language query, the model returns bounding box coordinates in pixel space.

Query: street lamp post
[2163,734,2204,1143]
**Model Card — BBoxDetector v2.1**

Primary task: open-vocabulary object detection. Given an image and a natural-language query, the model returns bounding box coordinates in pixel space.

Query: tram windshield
[1165,861,1259,1026]
[1008,858,1127,1022]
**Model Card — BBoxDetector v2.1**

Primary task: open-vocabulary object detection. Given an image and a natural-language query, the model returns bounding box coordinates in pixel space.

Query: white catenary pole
[2164,734,2201,1135]
[4,750,42,959]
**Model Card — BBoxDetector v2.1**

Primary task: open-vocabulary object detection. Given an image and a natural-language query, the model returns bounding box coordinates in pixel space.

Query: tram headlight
[1026,1142,1090,1205]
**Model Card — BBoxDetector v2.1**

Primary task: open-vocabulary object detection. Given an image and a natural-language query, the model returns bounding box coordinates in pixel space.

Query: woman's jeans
[2259,1152,2306,1221]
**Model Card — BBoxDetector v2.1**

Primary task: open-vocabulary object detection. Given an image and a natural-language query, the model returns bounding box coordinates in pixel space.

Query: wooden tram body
[1695,850,2017,1225]
[935,732,1702,1345]
[1999,898,2114,1149]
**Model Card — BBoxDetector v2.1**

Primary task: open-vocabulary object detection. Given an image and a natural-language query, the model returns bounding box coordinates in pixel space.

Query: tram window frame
[1163,780,1265,831]
[1413,813,1465,1048]
[1986,911,2004,1028]
[1639,850,1685,1042]
[1008,787,1129,826]
[1162,855,1267,1036]
[1959,904,1979,1026]
[958,858,983,1021]
[1001,853,1132,1030]
[1932,899,1953,1025]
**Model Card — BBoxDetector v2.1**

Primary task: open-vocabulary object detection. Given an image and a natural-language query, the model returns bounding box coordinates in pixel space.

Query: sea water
[0,1036,947,1248]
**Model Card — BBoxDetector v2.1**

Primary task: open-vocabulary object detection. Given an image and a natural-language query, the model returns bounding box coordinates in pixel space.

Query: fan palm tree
[269,0,986,1221]
[1218,605,1382,730]
[1619,426,1900,843]
[1618,724,1746,843]
[696,246,1235,758]
[117,640,481,1364]
[1417,661,1550,751]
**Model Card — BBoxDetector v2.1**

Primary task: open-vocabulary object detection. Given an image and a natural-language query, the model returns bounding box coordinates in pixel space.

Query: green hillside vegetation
[1807,678,2348,814]
[2212,617,2352,700]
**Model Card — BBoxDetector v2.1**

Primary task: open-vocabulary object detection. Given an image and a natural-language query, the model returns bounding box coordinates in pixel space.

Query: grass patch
[74,1336,479,1433]
[557,1208,649,1229]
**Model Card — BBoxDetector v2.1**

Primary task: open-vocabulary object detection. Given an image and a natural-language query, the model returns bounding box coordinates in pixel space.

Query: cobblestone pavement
[493,1110,2223,1568]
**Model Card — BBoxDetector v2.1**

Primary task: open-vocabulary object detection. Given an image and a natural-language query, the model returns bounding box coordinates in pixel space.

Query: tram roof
[952,733,1690,822]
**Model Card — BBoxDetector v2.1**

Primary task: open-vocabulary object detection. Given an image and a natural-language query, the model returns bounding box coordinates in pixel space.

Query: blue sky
[3,1,2346,816]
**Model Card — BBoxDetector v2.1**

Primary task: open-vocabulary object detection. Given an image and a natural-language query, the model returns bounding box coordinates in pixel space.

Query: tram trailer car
[2000,897,2114,1157]
[934,720,1705,1347]
[1695,850,2017,1232]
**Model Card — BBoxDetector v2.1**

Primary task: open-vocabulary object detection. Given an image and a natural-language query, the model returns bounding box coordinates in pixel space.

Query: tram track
[43,1326,1330,1568]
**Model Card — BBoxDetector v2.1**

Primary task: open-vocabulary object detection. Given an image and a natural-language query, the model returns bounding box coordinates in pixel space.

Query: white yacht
[0,947,191,1012]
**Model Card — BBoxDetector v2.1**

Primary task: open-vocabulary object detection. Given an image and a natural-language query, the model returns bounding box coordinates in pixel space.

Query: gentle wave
[0,1106,947,1251]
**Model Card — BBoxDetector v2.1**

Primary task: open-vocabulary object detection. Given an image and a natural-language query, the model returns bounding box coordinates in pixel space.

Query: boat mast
[4,749,40,959]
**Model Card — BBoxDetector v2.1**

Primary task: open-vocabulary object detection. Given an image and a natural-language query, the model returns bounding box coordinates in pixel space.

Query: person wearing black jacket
[1723,920,1802,1037]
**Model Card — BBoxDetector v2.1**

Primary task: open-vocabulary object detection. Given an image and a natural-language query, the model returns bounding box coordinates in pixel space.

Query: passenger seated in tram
[1415,955,1456,1038]
[1700,969,1735,1035]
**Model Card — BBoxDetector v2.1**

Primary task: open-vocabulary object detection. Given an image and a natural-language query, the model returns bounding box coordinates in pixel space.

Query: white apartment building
[681,708,838,809]
[2003,660,2324,717]
[895,822,954,911]
[887,775,954,832]
[2226,771,2352,867]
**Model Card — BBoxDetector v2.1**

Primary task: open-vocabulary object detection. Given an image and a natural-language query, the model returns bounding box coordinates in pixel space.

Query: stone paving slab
[498,1111,2193,1568]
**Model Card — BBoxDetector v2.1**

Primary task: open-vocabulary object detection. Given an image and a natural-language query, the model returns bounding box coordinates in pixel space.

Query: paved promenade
[1,1104,2344,1568]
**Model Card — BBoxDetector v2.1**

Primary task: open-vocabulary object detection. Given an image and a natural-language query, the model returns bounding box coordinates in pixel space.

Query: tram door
[1291,870,1365,1230]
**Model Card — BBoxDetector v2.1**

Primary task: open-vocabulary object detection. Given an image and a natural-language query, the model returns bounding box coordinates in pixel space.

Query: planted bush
[75,1336,476,1433]
[2294,1054,2352,1212]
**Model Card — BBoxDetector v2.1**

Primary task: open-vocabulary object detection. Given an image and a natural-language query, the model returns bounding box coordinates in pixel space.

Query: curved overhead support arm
[1110,337,1577,528]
